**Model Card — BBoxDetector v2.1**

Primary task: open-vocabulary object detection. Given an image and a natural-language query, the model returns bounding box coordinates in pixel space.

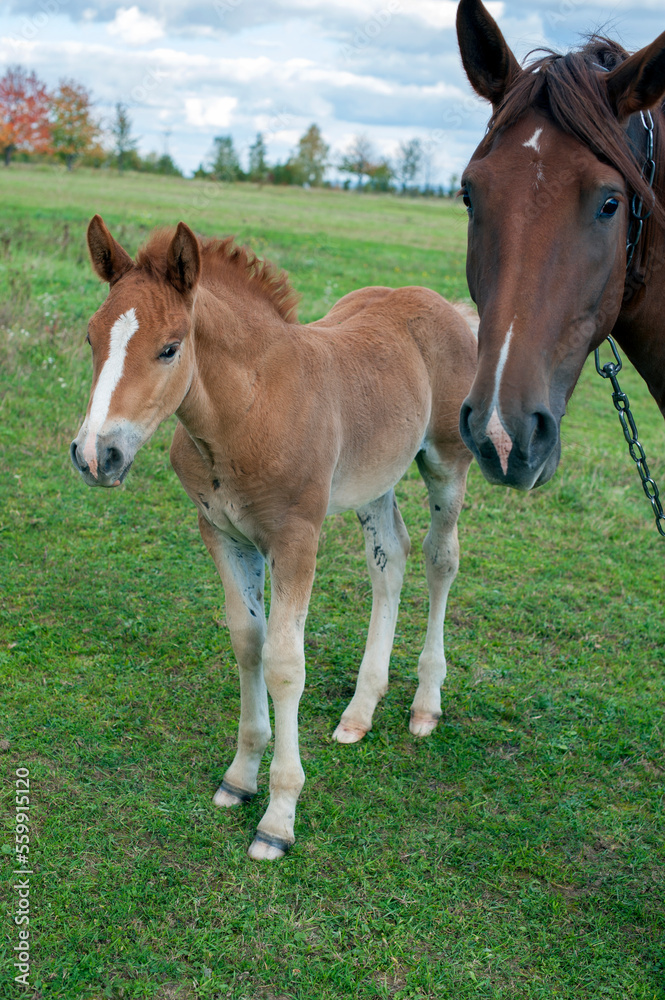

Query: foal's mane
[135,229,300,322]
[478,37,665,229]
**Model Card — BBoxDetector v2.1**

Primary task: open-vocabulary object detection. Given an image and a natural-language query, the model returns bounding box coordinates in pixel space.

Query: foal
[71,216,477,859]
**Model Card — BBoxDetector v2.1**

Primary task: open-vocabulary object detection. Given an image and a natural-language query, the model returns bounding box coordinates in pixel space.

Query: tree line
[0,65,181,174]
[0,63,457,194]
[198,129,456,195]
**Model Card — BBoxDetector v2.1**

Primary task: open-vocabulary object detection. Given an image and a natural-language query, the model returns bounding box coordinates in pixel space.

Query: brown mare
[70,216,477,859]
[456,0,665,491]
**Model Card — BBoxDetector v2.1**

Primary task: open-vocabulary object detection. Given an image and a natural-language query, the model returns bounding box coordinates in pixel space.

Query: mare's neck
[615,217,665,417]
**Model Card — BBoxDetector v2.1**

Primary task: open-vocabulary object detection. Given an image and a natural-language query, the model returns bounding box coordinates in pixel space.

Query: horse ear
[456,0,522,107]
[605,30,665,121]
[87,215,134,285]
[166,222,201,296]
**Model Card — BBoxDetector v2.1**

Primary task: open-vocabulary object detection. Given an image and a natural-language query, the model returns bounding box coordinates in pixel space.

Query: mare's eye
[159,343,180,362]
[600,197,619,218]
[461,188,472,213]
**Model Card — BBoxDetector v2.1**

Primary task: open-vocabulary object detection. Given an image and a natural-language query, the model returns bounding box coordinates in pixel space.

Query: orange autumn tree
[0,65,51,166]
[50,79,99,170]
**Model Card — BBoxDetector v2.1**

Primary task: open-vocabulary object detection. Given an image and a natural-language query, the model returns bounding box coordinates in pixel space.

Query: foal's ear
[605,30,665,121]
[87,214,134,285]
[166,222,201,296]
[456,0,522,107]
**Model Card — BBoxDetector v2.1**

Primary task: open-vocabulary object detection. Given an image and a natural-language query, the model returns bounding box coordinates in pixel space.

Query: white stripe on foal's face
[485,321,514,475]
[83,308,139,476]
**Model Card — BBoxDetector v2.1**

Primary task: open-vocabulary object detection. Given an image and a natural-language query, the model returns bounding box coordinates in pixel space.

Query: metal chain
[594,110,664,537]
[625,110,655,270]
[594,337,665,537]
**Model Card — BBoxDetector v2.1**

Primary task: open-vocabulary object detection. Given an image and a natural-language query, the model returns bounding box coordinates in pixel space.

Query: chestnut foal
[71,216,476,859]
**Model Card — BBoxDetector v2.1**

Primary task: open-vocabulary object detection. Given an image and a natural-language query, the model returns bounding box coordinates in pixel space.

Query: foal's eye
[159,343,180,362]
[600,197,620,218]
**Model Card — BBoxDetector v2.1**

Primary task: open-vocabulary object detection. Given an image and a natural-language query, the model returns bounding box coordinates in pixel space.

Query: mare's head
[456,0,665,489]
[71,215,201,487]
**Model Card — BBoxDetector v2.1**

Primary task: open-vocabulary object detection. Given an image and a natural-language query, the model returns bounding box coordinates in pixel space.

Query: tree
[395,138,422,192]
[209,135,243,182]
[339,134,375,189]
[111,102,138,172]
[289,124,328,186]
[248,132,268,184]
[367,159,394,192]
[0,65,51,166]
[50,79,98,171]
[140,151,183,176]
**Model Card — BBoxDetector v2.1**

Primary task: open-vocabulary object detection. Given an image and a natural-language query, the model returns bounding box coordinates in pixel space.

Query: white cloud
[405,1,504,31]
[107,6,165,46]
[185,96,238,128]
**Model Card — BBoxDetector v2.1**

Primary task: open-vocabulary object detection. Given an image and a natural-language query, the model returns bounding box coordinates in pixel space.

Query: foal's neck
[175,284,295,440]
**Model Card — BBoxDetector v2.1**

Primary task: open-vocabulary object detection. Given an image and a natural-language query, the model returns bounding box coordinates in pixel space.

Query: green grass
[1,166,664,1000]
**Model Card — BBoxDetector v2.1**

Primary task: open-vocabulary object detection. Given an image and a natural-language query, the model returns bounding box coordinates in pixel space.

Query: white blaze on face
[83,308,139,476]
[485,321,514,476]
[523,127,546,185]
[523,127,543,153]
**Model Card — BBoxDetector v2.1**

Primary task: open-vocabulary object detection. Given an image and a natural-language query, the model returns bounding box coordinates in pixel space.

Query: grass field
[1,166,664,1000]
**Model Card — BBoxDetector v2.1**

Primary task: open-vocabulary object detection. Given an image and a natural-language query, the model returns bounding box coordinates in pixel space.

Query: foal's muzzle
[70,438,132,488]
[459,400,560,490]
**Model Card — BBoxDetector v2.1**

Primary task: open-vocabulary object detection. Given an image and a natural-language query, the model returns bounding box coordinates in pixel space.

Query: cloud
[185,95,238,127]
[106,6,165,46]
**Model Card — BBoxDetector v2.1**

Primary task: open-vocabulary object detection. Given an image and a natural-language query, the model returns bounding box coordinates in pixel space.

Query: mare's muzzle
[459,399,560,490]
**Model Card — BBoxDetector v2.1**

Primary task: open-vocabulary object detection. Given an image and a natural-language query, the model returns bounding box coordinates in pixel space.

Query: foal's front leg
[248,520,319,861]
[197,516,271,805]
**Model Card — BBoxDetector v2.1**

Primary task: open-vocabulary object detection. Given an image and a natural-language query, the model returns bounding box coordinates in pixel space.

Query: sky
[0,0,663,182]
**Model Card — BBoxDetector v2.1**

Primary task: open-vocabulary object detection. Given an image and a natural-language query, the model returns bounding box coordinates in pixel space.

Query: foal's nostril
[102,446,124,476]
[70,441,88,473]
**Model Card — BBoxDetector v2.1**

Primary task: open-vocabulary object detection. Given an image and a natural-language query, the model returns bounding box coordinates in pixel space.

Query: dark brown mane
[135,229,300,323]
[477,37,665,229]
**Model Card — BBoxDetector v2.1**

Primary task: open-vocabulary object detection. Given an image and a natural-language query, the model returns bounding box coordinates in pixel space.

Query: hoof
[213,780,255,808]
[247,831,291,861]
[409,711,440,737]
[332,721,368,744]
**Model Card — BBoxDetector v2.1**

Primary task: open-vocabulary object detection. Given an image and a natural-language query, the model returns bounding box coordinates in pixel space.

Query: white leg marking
[333,491,409,744]
[523,127,543,152]
[410,449,467,737]
[485,321,514,473]
[83,308,139,476]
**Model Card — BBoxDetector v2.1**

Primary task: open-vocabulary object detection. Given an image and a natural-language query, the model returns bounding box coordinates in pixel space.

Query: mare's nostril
[459,401,474,450]
[527,408,558,468]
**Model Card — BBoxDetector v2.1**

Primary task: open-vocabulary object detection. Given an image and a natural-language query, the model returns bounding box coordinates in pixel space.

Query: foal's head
[71,216,201,487]
[456,0,665,489]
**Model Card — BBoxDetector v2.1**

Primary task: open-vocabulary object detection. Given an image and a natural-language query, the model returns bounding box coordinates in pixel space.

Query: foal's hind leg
[333,490,410,744]
[410,445,470,736]
[197,516,271,806]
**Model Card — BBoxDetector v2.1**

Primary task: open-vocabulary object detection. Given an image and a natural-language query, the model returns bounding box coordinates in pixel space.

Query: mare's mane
[477,37,665,231]
[135,230,300,322]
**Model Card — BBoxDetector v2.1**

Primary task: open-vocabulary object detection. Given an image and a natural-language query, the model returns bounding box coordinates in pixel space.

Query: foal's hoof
[332,721,368,744]
[409,711,440,738]
[213,780,255,808]
[247,832,291,861]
